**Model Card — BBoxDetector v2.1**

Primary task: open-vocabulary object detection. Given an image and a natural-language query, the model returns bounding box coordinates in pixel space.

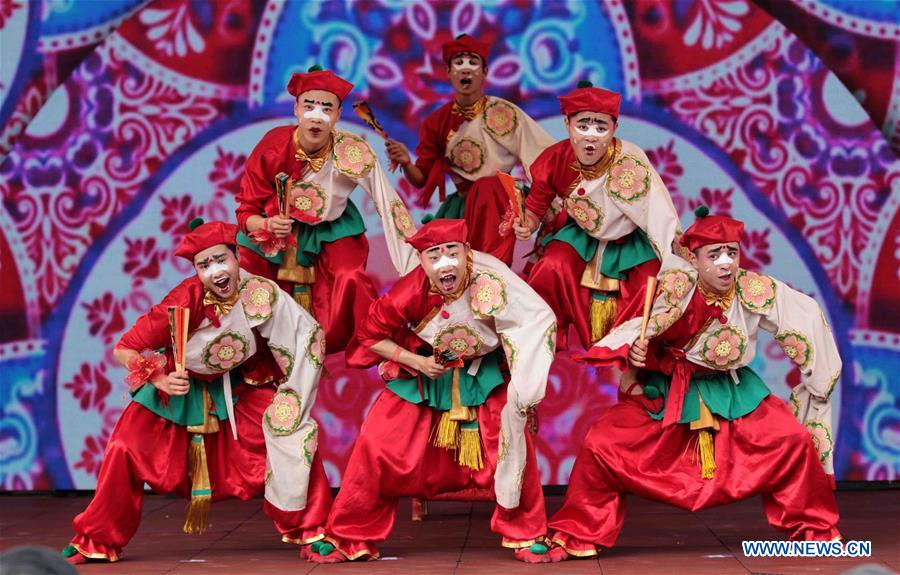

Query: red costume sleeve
[412,103,464,207]
[346,268,440,369]
[116,277,206,353]
[235,126,300,232]
[524,140,577,219]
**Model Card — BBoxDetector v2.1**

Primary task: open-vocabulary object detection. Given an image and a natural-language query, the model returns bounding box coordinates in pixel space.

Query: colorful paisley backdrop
[0,0,897,490]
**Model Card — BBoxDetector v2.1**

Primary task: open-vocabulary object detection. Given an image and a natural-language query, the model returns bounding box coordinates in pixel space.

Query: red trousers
[69,384,332,561]
[527,240,659,351]
[239,234,377,357]
[548,393,840,556]
[461,176,516,266]
[323,386,547,559]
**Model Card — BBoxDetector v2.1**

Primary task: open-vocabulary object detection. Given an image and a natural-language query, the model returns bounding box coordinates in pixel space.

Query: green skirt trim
[236,199,367,266]
[642,366,771,423]
[435,191,467,220]
[387,349,505,409]
[541,222,656,278]
[131,371,243,426]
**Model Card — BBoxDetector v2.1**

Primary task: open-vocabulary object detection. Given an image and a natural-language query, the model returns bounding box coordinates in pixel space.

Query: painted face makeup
[451,56,481,71]
[201,261,230,278]
[712,252,734,266]
[433,255,459,270]
[302,104,332,124]
[573,124,610,138]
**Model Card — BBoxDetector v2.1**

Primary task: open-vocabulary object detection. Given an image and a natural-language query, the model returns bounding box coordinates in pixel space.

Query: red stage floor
[1,491,896,574]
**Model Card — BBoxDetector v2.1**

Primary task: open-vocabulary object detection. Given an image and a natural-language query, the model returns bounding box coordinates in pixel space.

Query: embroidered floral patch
[806,420,833,465]
[789,391,801,418]
[776,330,813,371]
[240,276,278,321]
[302,423,318,467]
[306,325,325,369]
[651,306,682,335]
[333,133,375,177]
[565,195,604,235]
[449,137,485,174]
[699,325,747,370]
[482,100,518,138]
[469,271,507,317]
[500,334,518,371]
[390,199,416,239]
[265,389,302,435]
[270,344,294,379]
[736,269,776,312]
[658,270,695,307]
[498,431,509,463]
[544,324,558,357]
[289,182,328,224]
[606,155,650,203]
[434,323,484,359]
[202,331,250,372]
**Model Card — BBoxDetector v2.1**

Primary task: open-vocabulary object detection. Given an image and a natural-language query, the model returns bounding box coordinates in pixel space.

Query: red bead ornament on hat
[441,34,491,64]
[679,205,745,252]
[558,81,622,120]
[174,218,239,261]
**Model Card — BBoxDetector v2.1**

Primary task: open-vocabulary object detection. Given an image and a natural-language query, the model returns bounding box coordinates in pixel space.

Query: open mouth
[460,78,472,87]
[717,271,733,283]
[309,127,323,136]
[584,144,597,154]
[438,271,457,291]
[212,276,231,294]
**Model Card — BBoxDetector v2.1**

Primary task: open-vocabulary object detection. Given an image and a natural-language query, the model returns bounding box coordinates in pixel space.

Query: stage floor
[1,491,896,574]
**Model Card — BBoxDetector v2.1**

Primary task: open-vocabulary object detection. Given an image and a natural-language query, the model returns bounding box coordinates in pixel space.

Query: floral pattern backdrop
[0,0,897,490]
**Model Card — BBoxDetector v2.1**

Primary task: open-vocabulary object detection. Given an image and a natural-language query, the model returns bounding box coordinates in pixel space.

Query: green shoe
[317,542,335,556]
[529,542,549,555]
[61,545,79,558]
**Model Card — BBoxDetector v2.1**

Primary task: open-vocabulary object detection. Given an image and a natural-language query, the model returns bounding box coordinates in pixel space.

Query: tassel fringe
[458,429,483,471]
[432,413,483,471]
[698,429,716,480]
[434,412,459,449]
[292,288,313,314]
[184,434,212,534]
[590,293,617,343]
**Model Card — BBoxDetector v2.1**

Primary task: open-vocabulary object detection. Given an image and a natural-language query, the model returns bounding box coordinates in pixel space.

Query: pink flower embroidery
[265,389,302,435]
[289,182,327,224]
[450,138,484,174]
[659,270,694,306]
[700,326,746,369]
[500,334,518,371]
[544,324,557,357]
[651,306,682,335]
[204,333,248,371]
[333,134,375,177]
[436,324,483,359]
[240,277,276,320]
[776,331,812,370]
[391,200,416,239]
[566,196,603,234]
[271,344,294,379]
[483,100,517,138]
[306,325,325,368]
[302,425,318,466]
[606,156,650,203]
[470,271,507,317]
[736,269,776,311]
[806,420,833,465]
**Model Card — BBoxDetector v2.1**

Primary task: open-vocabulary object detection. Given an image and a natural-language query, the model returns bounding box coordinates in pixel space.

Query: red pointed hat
[441,34,490,64]
[558,81,621,120]
[679,206,744,252]
[405,217,468,252]
[286,66,354,101]
[174,218,239,261]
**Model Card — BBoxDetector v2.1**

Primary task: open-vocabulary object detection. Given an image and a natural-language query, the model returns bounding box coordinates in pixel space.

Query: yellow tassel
[433,411,459,449]
[590,293,617,343]
[698,429,716,480]
[292,288,313,314]
[458,428,483,471]
[183,434,212,534]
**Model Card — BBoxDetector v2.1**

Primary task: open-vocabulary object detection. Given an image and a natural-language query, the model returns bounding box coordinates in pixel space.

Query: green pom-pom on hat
[421,214,436,225]
[577,80,594,89]
[694,205,710,218]
[188,217,205,231]
[307,64,324,73]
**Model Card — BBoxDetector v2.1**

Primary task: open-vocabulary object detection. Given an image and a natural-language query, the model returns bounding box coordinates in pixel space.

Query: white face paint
[574,124,609,138]
[202,261,230,278]
[302,105,332,124]
[712,252,734,266]
[433,255,459,270]
[451,56,481,71]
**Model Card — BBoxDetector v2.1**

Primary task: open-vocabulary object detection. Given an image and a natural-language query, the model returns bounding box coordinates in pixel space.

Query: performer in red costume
[513,81,683,351]
[236,67,418,358]
[544,207,841,560]
[385,34,555,266]
[63,219,332,564]
[307,218,558,564]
